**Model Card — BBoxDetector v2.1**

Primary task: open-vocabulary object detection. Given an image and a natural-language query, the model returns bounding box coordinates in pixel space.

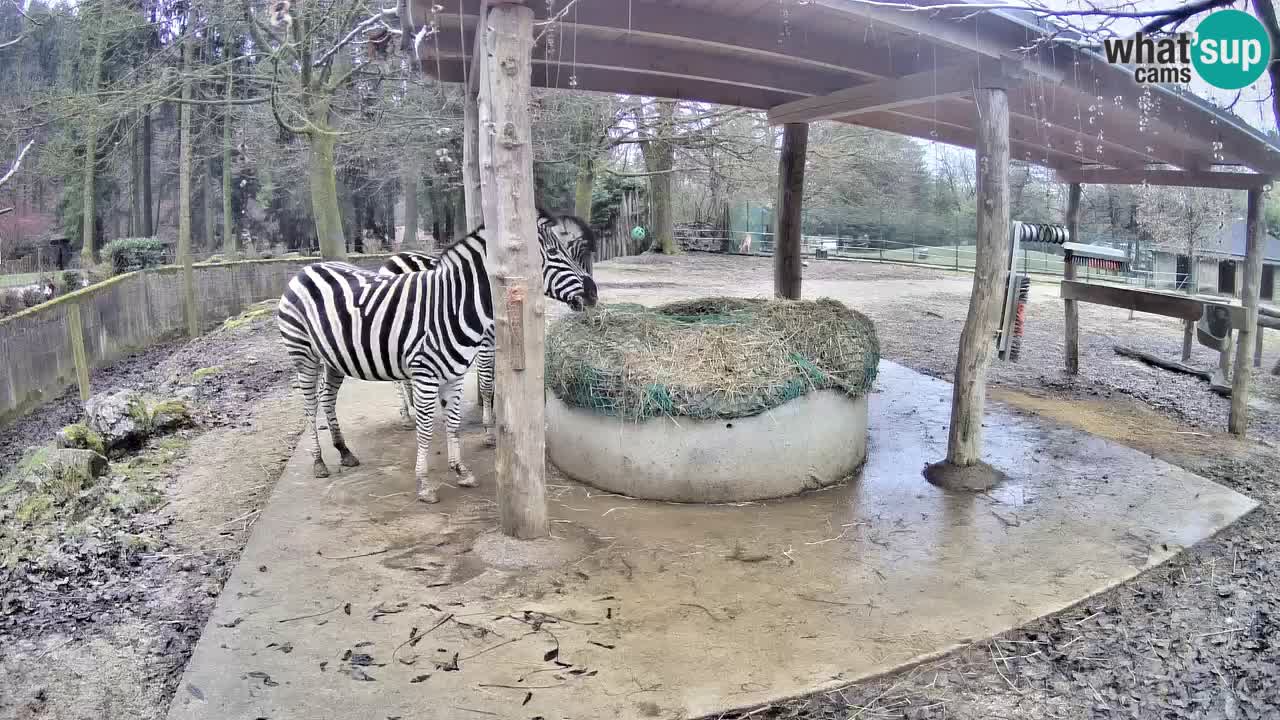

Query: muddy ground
[0,304,301,720]
[1,254,1278,719]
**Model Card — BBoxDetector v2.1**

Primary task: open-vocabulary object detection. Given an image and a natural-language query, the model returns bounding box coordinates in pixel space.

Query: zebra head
[536,210,597,312]
[546,213,597,276]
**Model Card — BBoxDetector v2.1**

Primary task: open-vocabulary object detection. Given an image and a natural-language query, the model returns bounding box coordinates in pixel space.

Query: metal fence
[678,231,1192,291]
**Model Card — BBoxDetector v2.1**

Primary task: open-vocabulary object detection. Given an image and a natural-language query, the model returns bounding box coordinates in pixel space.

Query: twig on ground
[277,602,343,624]
[319,547,390,560]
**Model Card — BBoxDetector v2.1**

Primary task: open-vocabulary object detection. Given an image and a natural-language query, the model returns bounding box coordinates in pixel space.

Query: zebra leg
[441,376,476,487]
[321,366,360,468]
[296,361,329,478]
[478,342,496,448]
[396,381,415,429]
[410,375,442,503]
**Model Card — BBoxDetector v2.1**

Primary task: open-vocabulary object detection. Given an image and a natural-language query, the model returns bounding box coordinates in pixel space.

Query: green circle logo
[1192,10,1272,90]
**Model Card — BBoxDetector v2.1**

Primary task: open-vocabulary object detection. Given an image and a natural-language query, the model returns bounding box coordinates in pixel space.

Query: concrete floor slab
[168,362,1256,720]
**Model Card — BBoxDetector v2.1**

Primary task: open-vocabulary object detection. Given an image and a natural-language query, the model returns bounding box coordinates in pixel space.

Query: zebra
[277,211,597,504]
[378,213,596,445]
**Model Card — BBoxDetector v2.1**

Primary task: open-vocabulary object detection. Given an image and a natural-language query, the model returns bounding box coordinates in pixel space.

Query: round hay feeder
[544,297,879,503]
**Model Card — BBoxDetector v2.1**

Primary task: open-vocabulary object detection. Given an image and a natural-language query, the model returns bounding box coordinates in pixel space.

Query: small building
[1151,219,1280,300]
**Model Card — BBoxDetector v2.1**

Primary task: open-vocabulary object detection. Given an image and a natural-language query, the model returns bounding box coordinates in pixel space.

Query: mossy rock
[191,365,223,381]
[222,302,275,330]
[4,446,109,525]
[86,390,193,455]
[56,423,107,456]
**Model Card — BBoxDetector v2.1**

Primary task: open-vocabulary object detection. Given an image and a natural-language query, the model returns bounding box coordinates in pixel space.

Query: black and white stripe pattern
[278,211,596,504]
[378,212,597,445]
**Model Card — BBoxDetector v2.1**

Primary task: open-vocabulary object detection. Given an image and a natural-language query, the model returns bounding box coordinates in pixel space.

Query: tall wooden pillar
[478,2,547,539]
[944,87,1011,469]
[462,82,483,231]
[1063,183,1082,374]
[773,122,808,300]
[1230,187,1266,436]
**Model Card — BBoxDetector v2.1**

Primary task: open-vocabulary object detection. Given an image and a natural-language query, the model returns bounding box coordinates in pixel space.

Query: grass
[0,271,47,289]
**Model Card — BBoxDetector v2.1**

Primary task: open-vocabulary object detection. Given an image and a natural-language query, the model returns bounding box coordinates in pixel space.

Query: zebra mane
[432,207,561,259]
[555,213,597,254]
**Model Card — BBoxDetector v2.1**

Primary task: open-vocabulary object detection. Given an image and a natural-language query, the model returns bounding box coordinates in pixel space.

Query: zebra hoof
[313,460,331,478]
[340,451,361,468]
[417,488,440,504]
[483,432,497,448]
[457,475,478,488]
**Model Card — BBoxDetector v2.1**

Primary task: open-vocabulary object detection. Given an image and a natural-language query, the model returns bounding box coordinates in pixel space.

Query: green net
[545,297,880,421]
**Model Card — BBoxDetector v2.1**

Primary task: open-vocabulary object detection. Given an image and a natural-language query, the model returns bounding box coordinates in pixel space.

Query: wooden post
[1230,188,1266,436]
[773,122,808,300]
[1255,326,1264,368]
[1063,183,1081,375]
[945,87,1011,469]
[66,302,91,403]
[478,2,548,539]
[462,83,484,231]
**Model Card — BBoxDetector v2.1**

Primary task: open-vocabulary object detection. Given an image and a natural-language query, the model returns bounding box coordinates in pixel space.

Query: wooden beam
[774,123,807,300]
[1059,280,1247,327]
[478,2,548,539]
[466,0,488,93]
[422,27,864,99]
[946,86,1010,470]
[1063,183,1081,375]
[1230,188,1266,436]
[1055,168,1272,190]
[768,63,987,125]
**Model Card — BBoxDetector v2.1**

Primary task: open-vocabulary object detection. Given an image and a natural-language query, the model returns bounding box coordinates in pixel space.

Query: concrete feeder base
[545,389,868,503]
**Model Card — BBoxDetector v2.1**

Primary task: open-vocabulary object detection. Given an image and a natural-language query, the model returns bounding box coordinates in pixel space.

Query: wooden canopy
[409,0,1280,187]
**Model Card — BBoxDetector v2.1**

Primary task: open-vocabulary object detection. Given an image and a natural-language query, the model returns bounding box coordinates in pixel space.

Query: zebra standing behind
[379,213,596,445]
[277,211,597,504]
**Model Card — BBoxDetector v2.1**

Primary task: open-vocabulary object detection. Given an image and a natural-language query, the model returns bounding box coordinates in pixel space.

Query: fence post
[66,302,91,402]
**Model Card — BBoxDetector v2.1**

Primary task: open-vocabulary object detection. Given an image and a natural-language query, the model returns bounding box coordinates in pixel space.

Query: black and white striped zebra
[277,211,597,504]
[378,213,596,444]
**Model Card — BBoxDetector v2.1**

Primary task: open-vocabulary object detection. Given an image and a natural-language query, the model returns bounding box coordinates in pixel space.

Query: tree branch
[0,139,34,190]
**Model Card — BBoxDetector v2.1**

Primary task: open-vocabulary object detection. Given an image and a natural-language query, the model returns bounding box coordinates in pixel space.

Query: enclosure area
[88,253,1261,720]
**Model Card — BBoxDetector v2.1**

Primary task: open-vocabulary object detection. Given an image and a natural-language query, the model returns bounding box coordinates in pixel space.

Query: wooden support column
[773,122,808,300]
[1063,182,1081,375]
[932,86,1011,486]
[478,2,548,539]
[1230,188,1266,436]
[1255,325,1264,368]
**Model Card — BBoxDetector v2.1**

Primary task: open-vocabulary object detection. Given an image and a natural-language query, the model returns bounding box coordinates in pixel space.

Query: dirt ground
[0,305,302,720]
[600,254,1280,720]
[1,253,1278,719]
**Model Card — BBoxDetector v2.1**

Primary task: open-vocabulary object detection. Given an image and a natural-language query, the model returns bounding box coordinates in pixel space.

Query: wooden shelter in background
[401,0,1280,534]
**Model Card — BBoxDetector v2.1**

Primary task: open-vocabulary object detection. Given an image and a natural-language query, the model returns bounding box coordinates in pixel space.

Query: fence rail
[675,232,1200,292]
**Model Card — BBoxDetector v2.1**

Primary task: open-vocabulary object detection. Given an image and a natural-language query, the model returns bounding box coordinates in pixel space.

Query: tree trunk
[308,130,347,259]
[402,166,418,248]
[80,11,108,267]
[574,151,594,222]
[223,101,235,254]
[944,87,1011,470]
[141,110,154,237]
[463,92,484,231]
[178,32,198,337]
[773,122,808,300]
[1230,189,1266,435]
[478,2,548,540]
[642,101,676,254]
[130,121,142,236]
[203,157,216,252]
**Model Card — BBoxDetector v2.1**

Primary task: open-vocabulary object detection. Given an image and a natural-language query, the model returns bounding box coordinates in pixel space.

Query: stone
[84,390,193,454]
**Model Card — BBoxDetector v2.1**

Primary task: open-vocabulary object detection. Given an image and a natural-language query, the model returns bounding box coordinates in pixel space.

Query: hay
[545,296,880,421]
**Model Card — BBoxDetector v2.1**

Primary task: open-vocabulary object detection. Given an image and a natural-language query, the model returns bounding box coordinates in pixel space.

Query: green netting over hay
[545,297,880,421]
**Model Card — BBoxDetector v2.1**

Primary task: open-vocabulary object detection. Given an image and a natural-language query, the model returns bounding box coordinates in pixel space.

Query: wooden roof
[405,0,1280,186]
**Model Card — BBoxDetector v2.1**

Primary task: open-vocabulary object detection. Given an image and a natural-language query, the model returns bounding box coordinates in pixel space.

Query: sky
[1011,0,1278,133]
